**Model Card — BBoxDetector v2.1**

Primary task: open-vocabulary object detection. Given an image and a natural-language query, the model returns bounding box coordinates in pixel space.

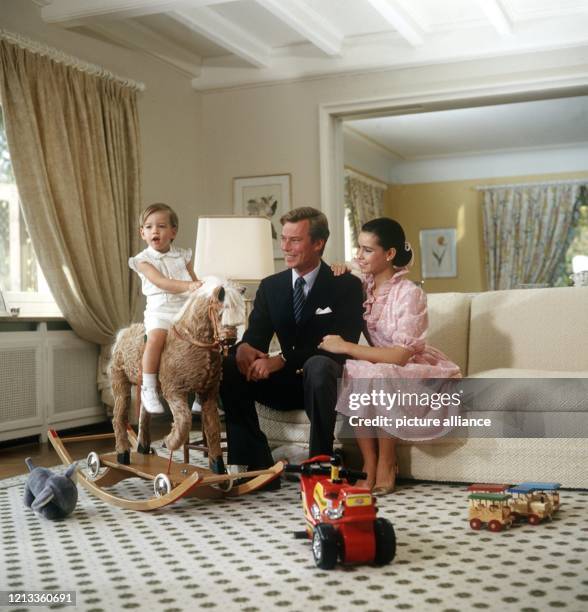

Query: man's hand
[236,342,268,377]
[246,356,285,382]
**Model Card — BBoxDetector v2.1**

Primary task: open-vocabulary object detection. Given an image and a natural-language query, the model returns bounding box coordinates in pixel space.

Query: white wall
[0,0,202,252]
[343,127,396,183]
[200,45,588,233]
[4,1,588,255]
[389,143,588,184]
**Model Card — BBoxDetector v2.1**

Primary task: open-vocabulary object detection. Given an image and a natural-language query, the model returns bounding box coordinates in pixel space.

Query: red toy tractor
[286,454,396,569]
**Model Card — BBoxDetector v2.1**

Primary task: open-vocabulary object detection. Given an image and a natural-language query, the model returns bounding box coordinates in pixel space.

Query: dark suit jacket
[242,261,364,372]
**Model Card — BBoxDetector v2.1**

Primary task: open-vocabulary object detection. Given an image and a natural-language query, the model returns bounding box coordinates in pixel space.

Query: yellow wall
[384,171,588,293]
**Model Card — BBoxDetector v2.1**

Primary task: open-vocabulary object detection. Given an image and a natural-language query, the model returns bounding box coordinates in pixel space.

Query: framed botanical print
[419,228,457,278]
[233,174,291,258]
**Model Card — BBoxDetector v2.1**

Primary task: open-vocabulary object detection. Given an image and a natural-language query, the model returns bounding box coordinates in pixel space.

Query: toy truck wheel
[373,518,396,565]
[528,514,541,525]
[469,518,482,530]
[488,520,503,532]
[312,524,339,570]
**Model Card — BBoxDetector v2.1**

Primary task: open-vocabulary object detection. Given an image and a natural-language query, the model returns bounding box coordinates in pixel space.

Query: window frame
[1,123,62,318]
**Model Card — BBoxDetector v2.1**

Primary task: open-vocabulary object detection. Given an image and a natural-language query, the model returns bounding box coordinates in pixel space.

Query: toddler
[129,203,202,414]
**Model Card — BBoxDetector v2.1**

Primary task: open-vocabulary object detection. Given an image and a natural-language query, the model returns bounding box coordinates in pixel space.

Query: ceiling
[345,95,588,159]
[34,0,588,90]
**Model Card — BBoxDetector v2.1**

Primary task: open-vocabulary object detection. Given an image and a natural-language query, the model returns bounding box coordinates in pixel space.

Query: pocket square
[315,307,333,315]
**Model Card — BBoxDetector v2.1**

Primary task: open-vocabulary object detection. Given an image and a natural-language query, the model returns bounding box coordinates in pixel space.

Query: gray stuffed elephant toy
[23,458,78,520]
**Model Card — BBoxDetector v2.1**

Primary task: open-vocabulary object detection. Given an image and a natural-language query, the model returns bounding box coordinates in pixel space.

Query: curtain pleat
[344,172,386,249]
[0,39,142,345]
[482,184,583,290]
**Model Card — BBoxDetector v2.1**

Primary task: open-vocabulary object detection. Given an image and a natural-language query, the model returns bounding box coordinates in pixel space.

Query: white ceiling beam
[476,0,513,36]
[170,7,271,68]
[255,0,342,56]
[88,20,202,78]
[40,0,228,24]
[365,0,424,47]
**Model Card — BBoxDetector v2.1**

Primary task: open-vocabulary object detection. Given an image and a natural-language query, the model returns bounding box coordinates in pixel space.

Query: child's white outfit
[129,245,193,332]
[129,245,193,414]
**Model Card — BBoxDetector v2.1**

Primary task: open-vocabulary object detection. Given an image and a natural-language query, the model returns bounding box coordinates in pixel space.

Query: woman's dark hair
[361,217,413,267]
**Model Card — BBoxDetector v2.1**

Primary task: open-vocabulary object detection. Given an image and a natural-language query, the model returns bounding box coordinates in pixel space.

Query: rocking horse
[49,278,284,510]
[110,277,241,472]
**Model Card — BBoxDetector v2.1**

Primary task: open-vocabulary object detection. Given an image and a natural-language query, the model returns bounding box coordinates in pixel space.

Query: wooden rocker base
[48,428,283,512]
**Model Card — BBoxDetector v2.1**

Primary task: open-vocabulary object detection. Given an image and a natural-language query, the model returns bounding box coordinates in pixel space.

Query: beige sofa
[257,286,588,488]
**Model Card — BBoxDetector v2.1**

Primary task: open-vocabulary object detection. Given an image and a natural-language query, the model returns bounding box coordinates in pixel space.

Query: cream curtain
[344,170,386,248]
[482,183,583,290]
[0,38,142,347]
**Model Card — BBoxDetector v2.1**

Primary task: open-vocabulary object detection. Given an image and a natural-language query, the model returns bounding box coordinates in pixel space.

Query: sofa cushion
[468,287,588,375]
[255,402,345,448]
[426,292,471,375]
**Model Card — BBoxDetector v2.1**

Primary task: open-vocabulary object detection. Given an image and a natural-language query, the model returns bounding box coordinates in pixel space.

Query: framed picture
[233,174,291,258]
[419,228,457,278]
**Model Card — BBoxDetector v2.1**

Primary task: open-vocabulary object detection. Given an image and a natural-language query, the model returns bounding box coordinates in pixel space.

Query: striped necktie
[293,276,306,324]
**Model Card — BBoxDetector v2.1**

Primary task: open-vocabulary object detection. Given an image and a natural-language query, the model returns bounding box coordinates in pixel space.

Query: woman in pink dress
[319,218,461,494]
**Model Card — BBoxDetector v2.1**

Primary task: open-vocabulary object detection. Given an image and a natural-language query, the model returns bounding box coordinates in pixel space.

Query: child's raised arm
[137,261,201,293]
[186,260,200,283]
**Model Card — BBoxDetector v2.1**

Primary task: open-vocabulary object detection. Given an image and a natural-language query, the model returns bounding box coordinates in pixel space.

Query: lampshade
[195,216,275,281]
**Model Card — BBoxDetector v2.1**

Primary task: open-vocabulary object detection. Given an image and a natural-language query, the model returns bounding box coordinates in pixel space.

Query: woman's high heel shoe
[373,464,399,496]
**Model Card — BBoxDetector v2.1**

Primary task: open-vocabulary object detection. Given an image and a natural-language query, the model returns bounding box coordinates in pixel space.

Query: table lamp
[195,215,275,324]
[195,215,274,280]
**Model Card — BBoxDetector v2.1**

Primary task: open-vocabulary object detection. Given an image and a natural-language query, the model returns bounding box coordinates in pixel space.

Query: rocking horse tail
[111,365,131,455]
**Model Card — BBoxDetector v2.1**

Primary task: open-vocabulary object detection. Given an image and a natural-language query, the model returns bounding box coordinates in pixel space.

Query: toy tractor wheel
[373,517,396,565]
[86,452,101,479]
[469,518,482,530]
[312,524,339,570]
[153,473,172,497]
[528,514,541,525]
[488,520,503,532]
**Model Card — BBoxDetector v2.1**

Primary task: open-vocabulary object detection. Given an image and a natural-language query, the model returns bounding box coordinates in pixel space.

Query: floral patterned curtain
[482,183,584,290]
[344,170,386,248]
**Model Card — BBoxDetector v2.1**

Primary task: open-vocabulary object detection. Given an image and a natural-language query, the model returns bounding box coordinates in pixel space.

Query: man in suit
[220,207,364,478]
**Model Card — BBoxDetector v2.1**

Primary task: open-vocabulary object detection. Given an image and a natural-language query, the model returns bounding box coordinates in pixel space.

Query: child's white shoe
[191,398,202,414]
[141,387,165,414]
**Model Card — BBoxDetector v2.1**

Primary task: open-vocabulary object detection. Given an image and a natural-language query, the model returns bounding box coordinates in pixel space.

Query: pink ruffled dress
[335,270,462,440]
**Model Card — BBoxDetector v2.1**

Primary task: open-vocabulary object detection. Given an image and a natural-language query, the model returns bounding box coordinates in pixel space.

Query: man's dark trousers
[220,354,343,469]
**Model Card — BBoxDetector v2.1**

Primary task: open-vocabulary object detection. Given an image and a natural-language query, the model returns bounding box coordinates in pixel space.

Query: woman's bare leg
[355,427,377,490]
[374,435,397,493]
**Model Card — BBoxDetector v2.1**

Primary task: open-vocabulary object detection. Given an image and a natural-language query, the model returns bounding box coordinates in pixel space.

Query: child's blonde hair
[139,203,179,229]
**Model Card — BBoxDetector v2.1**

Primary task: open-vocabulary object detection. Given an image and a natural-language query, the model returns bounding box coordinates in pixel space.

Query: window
[343,211,354,262]
[0,106,61,316]
[556,186,588,286]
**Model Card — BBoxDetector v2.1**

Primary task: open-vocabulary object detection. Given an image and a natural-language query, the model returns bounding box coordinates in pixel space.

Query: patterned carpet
[1,450,587,612]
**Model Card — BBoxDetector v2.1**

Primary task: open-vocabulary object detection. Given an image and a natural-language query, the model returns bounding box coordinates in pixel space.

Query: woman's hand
[330,262,351,277]
[319,335,350,354]
[189,280,203,292]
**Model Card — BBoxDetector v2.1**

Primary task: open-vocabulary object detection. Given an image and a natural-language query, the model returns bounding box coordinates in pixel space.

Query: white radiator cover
[0,323,104,442]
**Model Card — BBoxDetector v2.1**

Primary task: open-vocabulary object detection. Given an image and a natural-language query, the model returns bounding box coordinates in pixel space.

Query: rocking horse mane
[171,277,245,341]
[172,289,217,343]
